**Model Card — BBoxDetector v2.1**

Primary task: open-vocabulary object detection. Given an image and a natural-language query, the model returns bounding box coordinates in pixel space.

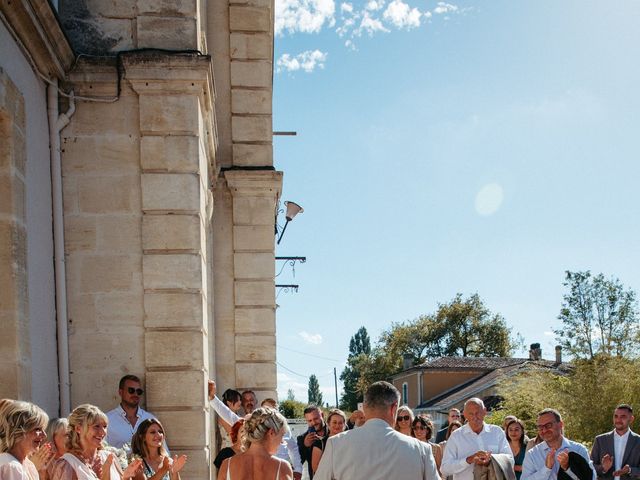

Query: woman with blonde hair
[217,407,292,480]
[394,406,414,436]
[0,400,49,479]
[130,419,186,480]
[38,418,69,480]
[51,404,141,480]
[311,409,346,474]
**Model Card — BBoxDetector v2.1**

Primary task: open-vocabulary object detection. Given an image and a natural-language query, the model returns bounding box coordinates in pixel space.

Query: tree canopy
[554,270,639,359]
[492,356,640,444]
[340,294,518,400]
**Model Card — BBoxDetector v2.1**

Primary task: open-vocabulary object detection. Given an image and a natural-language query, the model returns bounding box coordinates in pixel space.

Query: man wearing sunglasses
[106,374,162,449]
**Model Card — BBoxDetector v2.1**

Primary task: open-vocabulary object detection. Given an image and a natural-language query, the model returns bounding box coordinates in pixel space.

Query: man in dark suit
[435,407,462,443]
[591,404,640,480]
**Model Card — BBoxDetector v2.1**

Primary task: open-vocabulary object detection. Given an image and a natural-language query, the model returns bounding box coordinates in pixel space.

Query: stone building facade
[1,0,279,477]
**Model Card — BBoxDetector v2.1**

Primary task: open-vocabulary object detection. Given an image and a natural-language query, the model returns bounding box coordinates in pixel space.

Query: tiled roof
[415,359,572,411]
[415,356,529,370]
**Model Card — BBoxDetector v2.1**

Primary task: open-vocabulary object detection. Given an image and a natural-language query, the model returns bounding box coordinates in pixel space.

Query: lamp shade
[284,201,303,221]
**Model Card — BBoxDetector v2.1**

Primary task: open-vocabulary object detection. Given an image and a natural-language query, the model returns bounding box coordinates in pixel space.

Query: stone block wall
[59,0,204,55]
[62,53,216,478]
[0,68,30,400]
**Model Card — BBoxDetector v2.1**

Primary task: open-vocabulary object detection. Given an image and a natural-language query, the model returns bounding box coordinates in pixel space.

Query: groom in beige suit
[314,381,439,480]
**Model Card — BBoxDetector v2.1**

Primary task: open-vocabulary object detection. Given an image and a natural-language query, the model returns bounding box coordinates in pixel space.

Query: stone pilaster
[225,170,281,399]
[0,68,30,399]
[229,0,274,167]
[127,52,216,480]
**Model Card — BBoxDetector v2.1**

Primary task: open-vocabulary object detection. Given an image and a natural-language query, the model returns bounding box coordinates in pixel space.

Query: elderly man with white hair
[441,397,514,480]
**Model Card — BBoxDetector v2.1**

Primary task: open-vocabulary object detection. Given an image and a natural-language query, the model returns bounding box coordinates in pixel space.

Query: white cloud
[340,2,353,13]
[298,330,324,344]
[433,1,458,14]
[277,50,328,73]
[355,11,390,36]
[365,0,384,10]
[383,0,421,29]
[276,0,336,35]
[544,331,554,336]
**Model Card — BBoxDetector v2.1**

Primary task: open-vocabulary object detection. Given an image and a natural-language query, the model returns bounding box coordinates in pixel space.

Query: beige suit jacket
[314,418,440,480]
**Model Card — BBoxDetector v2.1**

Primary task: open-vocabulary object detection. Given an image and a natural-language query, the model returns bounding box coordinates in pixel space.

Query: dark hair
[616,404,633,414]
[222,389,241,406]
[131,418,167,458]
[118,375,141,390]
[538,408,562,422]
[364,381,400,410]
[412,414,434,440]
[303,405,322,415]
[446,420,462,440]
[505,419,526,448]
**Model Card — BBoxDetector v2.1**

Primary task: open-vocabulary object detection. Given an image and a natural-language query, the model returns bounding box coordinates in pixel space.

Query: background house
[390,344,571,430]
[1,0,279,477]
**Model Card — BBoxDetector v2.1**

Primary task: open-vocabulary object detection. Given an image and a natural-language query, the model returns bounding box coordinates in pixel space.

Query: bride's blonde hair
[242,407,287,449]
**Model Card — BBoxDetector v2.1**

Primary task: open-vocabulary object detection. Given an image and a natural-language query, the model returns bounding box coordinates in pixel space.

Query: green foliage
[555,270,639,359]
[494,356,640,444]
[308,374,323,406]
[279,399,306,418]
[340,327,371,411]
[365,294,517,383]
[286,389,296,401]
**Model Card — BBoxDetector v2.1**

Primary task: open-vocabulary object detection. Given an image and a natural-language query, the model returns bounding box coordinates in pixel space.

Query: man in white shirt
[441,397,513,480]
[591,404,640,480]
[105,375,160,449]
[522,408,595,480]
[314,381,439,480]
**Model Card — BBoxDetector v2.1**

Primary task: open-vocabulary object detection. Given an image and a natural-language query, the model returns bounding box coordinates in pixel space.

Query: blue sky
[271,0,640,403]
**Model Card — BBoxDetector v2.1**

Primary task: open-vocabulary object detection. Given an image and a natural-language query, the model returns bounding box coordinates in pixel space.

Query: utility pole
[334,367,338,407]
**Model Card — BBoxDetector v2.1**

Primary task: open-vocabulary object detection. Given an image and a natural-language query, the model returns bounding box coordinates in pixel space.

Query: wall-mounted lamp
[276,201,303,244]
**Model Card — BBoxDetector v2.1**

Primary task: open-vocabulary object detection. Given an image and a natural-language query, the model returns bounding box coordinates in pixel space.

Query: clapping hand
[613,465,631,477]
[171,455,188,474]
[122,458,143,479]
[30,443,55,471]
[208,380,216,401]
[557,450,569,471]
[602,454,614,473]
[545,449,557,469]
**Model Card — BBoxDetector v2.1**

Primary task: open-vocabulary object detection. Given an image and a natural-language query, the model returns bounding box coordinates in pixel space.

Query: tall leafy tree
[554,271,639,359]
[308,374,323,406]
[346,294,518,396]
[340,327,371,410]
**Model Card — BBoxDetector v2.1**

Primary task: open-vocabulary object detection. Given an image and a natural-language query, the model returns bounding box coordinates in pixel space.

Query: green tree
[359,294,517,387]
[308,374,323,406]
[494,356,640,444]
[554,271,639,359]
[340,327,371,411]
[279,398,306,418]
[286,389,296,401]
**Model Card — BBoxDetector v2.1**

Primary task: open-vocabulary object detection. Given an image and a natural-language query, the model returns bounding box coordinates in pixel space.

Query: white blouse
[0,453,39,480]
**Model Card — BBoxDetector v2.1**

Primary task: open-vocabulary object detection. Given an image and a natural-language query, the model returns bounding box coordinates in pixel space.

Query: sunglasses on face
[127,387,144,395]
[413,424,426,430]
[398,415,411,422]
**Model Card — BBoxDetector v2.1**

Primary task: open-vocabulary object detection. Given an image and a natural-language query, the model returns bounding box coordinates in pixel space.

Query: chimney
[402,353,413,370]
[555,345,562,364]
[529,343,542,361]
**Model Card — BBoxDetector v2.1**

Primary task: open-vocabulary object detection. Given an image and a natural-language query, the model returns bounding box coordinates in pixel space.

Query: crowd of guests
[0,375,186,480]
[2,375,639,480]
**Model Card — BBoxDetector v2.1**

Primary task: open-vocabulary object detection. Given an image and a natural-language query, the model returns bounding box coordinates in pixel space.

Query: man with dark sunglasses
[106,374,162,449]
